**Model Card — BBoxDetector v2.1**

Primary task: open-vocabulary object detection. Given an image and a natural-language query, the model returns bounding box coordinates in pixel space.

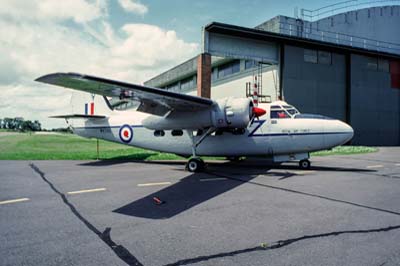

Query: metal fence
[265,20,400,55]
[301,0,400,21]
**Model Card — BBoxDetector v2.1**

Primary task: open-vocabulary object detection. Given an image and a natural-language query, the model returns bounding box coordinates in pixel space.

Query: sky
[0,0,338,129]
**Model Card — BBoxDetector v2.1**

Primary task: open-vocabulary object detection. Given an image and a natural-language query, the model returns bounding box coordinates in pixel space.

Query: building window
[366,57,378,70]
[218,60,240,78]
[304,49,318,63]
[180,77,195,92]
[378,58,389,72]
[245,60,257,69]
[211,68,218,81]
[165,82,180,91]
[304,49,332,65]
[318,51,332,65]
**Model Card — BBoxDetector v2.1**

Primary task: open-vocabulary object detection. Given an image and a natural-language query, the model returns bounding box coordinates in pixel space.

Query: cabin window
[232,128,246,135]
[154,130,165,137]
[195,129,203,136]
[214,129,224,136]
[171,130,183,136]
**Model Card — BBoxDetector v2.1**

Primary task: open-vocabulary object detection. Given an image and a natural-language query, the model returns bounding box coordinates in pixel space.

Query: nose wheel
[299,159,311,170]
[186,157,205,172]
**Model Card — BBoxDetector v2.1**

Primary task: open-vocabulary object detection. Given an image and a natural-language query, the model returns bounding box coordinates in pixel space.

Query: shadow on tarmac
[113,170,258,219]
[112,161,377,219]
[80,158,376,173]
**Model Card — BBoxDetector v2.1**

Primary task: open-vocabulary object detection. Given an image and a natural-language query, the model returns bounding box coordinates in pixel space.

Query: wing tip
[35,72,83,83]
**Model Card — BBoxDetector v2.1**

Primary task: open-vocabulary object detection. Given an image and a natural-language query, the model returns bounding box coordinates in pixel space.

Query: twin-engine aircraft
[36,73,354,172]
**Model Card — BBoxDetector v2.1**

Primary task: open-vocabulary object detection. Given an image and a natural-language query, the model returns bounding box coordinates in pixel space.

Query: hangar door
[282,45,347,122]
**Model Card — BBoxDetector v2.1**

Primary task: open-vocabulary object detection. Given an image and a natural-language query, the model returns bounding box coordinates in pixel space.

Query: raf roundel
[119,125,133,143]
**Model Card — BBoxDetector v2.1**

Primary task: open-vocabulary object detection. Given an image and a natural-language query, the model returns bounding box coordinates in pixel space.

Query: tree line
[0,117,42,132]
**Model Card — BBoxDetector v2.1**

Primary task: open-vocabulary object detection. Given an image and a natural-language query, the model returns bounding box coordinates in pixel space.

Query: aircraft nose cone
[338,121,354,143]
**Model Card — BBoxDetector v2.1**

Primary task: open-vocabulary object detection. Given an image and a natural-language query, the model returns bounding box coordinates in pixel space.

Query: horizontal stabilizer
[49,114,107,119]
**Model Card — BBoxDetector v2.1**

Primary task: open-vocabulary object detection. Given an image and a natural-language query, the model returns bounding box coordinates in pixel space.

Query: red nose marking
[123,130,129,138]
[252,107,266,117]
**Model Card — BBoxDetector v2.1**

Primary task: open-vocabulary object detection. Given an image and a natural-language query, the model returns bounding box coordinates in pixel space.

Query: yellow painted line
[137,182,171,187]
[199,177,228,182]
[67,188,106,195]
[366,165,384,169]
[0,198,30,205]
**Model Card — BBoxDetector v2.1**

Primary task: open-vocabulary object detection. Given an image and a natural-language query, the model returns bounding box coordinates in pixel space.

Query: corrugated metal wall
[283,45,347,121]
[350,54,400,145]
[283,45,400,145]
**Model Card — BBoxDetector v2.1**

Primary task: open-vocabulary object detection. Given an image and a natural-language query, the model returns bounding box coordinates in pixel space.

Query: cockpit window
[270,103,300,119]
[286,109,297,115]
[271,110,290,119]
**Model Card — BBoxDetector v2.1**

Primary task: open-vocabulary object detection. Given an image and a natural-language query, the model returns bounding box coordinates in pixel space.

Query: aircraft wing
[36,73,214,116]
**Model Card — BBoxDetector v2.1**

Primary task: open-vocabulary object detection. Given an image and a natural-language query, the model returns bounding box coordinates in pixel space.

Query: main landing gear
[185,128,214,172]
[187,157,205,172]
[299,159,311,170]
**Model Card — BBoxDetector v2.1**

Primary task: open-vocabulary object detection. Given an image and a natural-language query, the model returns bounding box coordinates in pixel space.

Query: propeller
[249,106,266,126]
[252,107,266,117]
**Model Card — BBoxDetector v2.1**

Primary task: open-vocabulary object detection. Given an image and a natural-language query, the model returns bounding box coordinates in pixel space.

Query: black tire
[187,158,204,172]
[299,159,311,170]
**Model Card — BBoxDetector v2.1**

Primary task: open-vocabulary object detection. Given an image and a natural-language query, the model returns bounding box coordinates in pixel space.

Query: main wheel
[187,158,205,172]
[299,159,311,170]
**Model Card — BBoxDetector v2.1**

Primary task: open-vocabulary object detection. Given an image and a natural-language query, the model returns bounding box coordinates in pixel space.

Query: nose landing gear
[299,159,311,170]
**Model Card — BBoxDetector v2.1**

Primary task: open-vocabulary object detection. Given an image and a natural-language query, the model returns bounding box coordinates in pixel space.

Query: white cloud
[0,3,199,128]
[0,0,107,23]
[118,0,148,15]
[112,24,198,67]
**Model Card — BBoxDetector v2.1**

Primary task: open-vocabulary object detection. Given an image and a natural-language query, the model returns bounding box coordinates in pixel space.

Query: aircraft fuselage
[73,102,354,162]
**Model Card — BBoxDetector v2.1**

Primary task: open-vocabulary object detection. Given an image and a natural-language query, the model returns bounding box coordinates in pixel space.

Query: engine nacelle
[212,98,253,129]
[142,97,254,130]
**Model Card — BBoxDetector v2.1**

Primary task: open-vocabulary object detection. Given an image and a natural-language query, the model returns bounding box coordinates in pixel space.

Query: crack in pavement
[162,170,400,266]
[28,164,400,266]
[29,163,143,266]
[206,171,400,217]
[164,224,400,266]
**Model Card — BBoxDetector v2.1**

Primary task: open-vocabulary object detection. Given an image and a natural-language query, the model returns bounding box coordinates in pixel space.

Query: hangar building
[145,2,400,146]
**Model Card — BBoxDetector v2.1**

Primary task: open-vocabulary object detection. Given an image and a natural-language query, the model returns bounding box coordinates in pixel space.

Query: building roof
[205,21,400,60]
[145,20,400,88]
